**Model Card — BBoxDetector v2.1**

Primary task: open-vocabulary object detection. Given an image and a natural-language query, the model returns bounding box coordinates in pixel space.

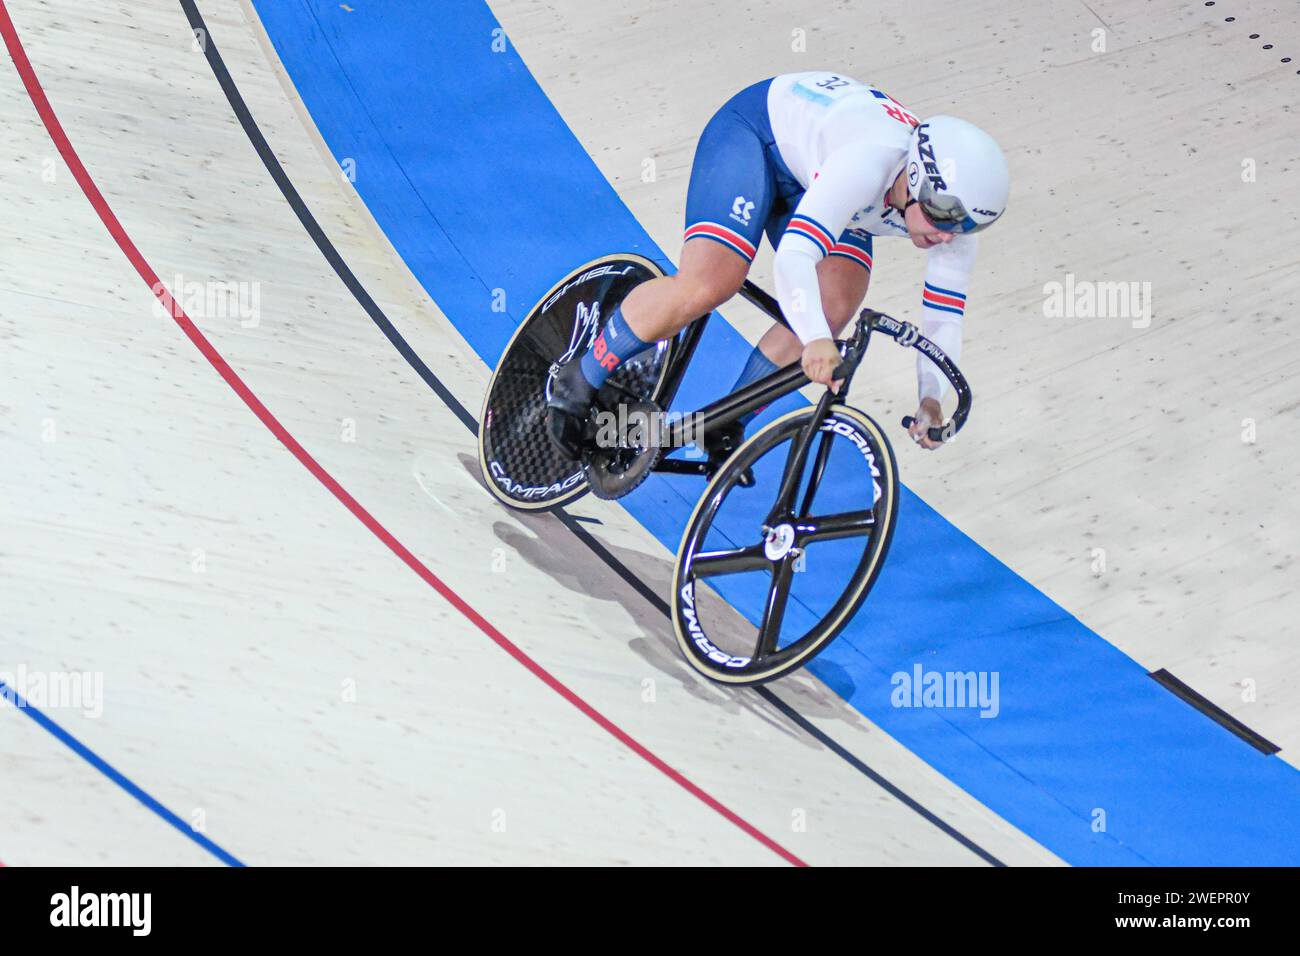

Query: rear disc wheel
[478,254,673,510]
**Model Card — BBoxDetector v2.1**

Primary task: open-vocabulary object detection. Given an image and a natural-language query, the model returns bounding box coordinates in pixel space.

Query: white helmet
[905,116,1009,234]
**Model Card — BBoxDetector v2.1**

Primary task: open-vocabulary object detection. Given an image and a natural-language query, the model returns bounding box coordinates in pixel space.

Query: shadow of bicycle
[458,451,867,747]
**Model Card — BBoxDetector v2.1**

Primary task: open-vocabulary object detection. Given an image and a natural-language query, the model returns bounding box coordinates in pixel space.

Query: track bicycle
[478,255,971,683]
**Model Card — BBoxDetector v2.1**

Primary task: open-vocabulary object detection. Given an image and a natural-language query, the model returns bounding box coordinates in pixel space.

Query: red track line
[0,1,806,867]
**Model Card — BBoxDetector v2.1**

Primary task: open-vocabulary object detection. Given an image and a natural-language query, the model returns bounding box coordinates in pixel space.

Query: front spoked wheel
[672,404,899,685]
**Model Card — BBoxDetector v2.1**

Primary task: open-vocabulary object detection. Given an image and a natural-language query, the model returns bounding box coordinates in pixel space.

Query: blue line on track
[2,681,244,867]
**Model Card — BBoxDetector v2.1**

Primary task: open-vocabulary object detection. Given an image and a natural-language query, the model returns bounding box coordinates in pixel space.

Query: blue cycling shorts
[683,78,873,271]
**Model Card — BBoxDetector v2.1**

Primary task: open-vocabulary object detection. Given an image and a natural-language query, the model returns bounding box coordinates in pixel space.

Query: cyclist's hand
[908,397,945,450]
[801,339,843,392]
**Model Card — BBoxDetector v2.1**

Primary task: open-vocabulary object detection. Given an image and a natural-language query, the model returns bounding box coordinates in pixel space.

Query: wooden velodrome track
[1,0,1297,865]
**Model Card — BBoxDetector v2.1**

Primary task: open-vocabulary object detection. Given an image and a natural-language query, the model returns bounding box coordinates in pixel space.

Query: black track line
[181,0,1004,866]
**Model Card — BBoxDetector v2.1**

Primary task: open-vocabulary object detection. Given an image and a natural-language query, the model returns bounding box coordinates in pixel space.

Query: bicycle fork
[763,325,871,531]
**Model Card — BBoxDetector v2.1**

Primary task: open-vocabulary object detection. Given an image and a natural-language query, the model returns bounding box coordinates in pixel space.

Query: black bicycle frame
[650,279,788,409]
[650,285,973,675]
[643,280,971,479]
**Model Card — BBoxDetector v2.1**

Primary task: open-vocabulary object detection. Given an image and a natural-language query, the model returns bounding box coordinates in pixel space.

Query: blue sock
[579,305,654,388]
[731,345,780,426]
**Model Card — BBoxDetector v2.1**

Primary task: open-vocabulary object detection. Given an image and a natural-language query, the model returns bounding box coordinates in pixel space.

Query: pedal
[585,400,665,500]
[544,406,586,461]
[544,360,597,460]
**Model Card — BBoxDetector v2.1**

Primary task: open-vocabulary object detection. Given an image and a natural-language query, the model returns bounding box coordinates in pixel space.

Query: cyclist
[546,71,1008,458]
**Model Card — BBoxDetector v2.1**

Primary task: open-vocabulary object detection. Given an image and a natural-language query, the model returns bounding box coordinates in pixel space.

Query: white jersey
[766,72,977,401]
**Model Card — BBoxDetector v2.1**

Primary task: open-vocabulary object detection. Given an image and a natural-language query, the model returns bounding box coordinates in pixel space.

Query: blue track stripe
[2,680,244,866]
[251,0,1300,865]
[178,0,997,863]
